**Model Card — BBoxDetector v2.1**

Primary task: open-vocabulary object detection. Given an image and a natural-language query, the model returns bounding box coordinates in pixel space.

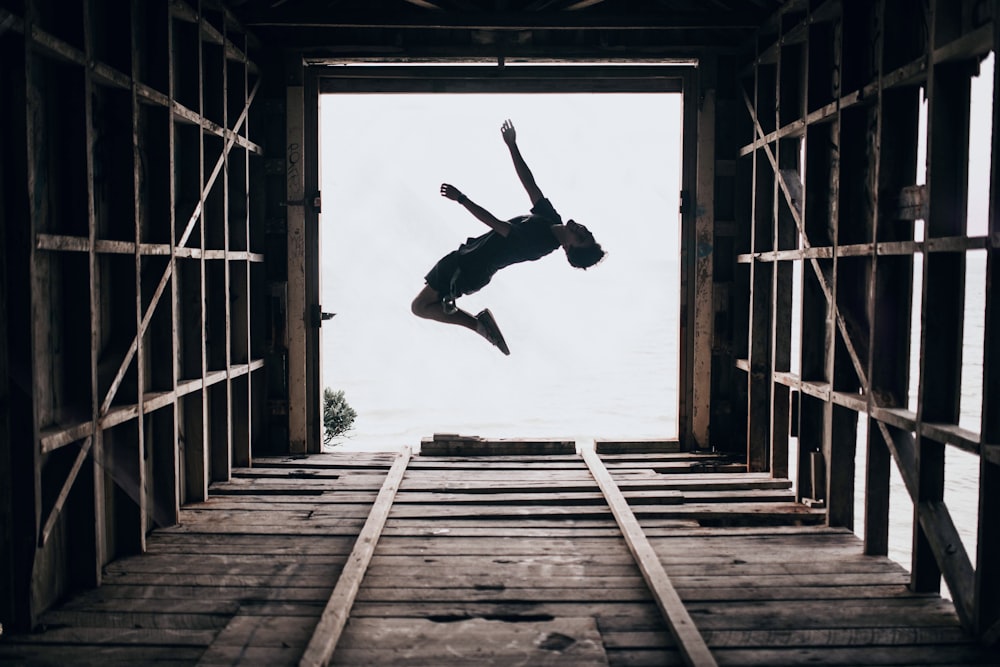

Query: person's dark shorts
[424,250,493,300]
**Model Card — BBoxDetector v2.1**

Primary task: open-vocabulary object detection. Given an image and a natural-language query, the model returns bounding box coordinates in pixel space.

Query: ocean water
[317,93,989,585]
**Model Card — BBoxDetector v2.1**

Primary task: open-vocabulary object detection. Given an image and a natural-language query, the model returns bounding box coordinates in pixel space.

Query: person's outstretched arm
[501,119,544,206]
[440,183,512,237]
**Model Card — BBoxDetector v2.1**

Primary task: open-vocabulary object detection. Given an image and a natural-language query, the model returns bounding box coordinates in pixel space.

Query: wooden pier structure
[2,439,997,665]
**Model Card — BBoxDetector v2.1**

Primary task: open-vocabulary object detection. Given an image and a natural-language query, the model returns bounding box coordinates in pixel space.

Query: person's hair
[566,242,606,269]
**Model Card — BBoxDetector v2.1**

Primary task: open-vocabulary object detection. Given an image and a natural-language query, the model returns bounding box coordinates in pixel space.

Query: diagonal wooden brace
[98,80,260,414]
[38,437,93,547]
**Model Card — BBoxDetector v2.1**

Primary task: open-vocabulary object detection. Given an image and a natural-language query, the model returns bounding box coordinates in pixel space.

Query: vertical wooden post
[0,36,12,628]
[747,56,777,472]
[691,58,716,451]
[820,9,850,527]
[166,0,184,505]
[197,0,210,495]
[79,0,106,586]
[798,12,838,502]
[176,4,209,503]
[747,60,775,472]
[828,95,872,529]
[22,4,47,612]
[128,0,149,550]
[975,0,1000,641]
[156,0,181,526]
[286,55,307,455]
[772,31,803,479]
[231,27,252,469]
[1,16,33,630]
[679,68,698,451]
[915,0,971,591]
[866,81,919,552]
[210,18,233,483]
[304,70,321,454]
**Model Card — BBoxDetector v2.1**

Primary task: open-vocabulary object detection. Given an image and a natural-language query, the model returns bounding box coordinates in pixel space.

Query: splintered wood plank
[333,617,609,666]
[581,447,718,667]
[299,447,411,667]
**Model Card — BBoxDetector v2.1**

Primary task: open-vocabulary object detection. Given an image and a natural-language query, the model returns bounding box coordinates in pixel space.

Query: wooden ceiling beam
[315,63,688,94]
[246,10,762,30]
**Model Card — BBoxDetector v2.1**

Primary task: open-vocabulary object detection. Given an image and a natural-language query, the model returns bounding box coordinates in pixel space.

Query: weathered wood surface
[582,445,717,666]
[0,448,995,667]
[300,448,411,667]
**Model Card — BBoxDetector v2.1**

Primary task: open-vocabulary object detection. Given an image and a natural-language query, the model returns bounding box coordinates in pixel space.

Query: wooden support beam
[286,72,307,455]
[691,60,715,450]
[38,438,92,548]
[975,0,1000,642]
[582,445,717,667]
[299,447,411,667]
[0,54,14,623]
[317,66,686,95]
[745,59,775,472]
[304,71,321,455]
[248,10,762,31]
[875,421,918,502]
[866,75,920,554]
[739,235,989,262]
[913,14,972,591]
[917,500,975,629]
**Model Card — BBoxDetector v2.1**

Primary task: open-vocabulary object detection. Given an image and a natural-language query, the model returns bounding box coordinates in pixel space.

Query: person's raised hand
[501,119,516,146]
[440,183,465,201]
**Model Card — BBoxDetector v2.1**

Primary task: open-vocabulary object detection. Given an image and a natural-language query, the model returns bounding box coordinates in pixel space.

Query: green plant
[323,388,357,445]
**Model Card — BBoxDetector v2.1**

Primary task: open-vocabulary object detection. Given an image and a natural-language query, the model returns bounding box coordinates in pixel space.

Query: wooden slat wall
[734,0,999,639]
[0,0,266,630]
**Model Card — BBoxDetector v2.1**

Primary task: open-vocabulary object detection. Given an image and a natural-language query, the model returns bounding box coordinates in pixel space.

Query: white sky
[319,93,683,448]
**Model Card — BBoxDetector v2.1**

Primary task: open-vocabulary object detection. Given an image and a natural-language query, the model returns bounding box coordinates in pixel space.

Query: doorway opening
[319,93,682,451]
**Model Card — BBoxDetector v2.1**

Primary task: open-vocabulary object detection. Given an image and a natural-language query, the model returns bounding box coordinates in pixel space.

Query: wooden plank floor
[1,443,998,666]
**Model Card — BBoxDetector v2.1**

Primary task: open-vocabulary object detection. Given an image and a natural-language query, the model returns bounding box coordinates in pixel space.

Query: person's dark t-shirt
[425,198,563,299]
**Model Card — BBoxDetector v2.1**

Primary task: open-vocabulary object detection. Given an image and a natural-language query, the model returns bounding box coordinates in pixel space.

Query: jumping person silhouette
[411,120,606,355]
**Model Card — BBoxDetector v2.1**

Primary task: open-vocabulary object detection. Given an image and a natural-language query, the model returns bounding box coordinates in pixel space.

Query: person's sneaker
[475,309,510,355]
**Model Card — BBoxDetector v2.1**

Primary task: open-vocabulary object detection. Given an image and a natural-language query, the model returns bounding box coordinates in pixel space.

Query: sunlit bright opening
[319,93,682,450]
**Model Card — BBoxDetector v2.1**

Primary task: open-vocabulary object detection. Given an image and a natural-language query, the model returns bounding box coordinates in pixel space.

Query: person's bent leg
[411,285,477,330]
[412,285,510,355]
